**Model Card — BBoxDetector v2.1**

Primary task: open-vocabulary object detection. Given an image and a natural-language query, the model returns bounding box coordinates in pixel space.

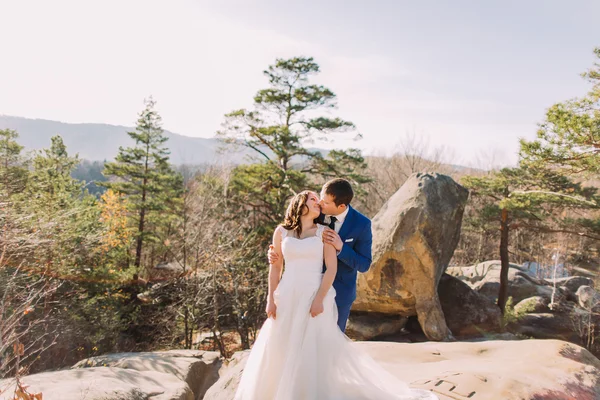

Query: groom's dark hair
[323,178,353,206]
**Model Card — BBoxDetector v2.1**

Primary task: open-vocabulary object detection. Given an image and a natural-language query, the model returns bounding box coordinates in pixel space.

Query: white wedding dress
[234,225,437,400]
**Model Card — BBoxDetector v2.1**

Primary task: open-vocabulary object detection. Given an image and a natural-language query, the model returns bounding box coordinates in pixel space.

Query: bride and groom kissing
[235,179,437,400]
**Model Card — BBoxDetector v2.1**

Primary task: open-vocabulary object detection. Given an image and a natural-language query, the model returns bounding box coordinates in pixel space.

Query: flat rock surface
[204,339,600,400]
[0,350,222,400]
[0,367,193,400]
[72,350,221,400]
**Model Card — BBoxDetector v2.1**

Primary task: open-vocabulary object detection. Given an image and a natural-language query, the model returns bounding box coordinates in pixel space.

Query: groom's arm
[337,220,372,273]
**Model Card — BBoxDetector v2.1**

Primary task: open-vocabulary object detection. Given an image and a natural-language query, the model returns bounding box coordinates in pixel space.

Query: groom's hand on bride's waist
[322,228,343,252]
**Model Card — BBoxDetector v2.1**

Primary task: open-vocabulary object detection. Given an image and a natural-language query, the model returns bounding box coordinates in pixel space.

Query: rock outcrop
[72,350,222,400]
[449,261,557,304]
[0,350,222,400]
[514,296,550,314]
[576,285,600,311]
[204,340,600,400]
[3,341,600,400]
[450,260,600,351]
[352,173,469,341]
[0,367,193,400]
[448,261,594,305]
[345,313,408,341]
[437,274,502,337]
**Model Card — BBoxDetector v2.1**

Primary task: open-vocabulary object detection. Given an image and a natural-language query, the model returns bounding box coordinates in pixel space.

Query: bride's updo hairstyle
[281,190,313,238]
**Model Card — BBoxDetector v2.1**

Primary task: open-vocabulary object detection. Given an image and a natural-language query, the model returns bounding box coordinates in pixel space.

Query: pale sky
[1,0,599,167]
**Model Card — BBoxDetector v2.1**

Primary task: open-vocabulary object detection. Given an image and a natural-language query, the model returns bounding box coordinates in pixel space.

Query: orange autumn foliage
[99,189,132,252]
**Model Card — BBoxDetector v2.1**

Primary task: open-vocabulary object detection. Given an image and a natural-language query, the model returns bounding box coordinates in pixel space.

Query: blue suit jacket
[320,206,373,306]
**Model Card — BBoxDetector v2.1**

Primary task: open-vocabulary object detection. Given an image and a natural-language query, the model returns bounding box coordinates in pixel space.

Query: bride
[234,191,438,400]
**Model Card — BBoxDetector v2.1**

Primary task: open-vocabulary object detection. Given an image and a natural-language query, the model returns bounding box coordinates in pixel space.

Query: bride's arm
[310,243,338,317]
[266,227,284,319]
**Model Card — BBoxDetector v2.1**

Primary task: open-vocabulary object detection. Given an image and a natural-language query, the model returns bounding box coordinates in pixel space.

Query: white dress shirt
[332,207,349,233]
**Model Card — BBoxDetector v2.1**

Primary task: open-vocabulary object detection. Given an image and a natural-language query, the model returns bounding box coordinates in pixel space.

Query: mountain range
[0,115,258,165]
[0,115,475,174]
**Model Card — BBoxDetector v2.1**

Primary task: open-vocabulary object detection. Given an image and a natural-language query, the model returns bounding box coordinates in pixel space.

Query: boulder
[469,264,557,304]
[353,173,469,341]
[346,313,408,341]
[547,276,595,293]
[514,296,550,314]
[447,260,527,283]
[0,367,193,400]
[72,350,221,400]
[450,261,586,307]
[204,340,600,400]
[576,285,600,311]
[509,312,582,343]
[437,274,502,336]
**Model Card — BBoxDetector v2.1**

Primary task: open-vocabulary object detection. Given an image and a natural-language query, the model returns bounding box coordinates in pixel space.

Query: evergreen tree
[462,166,598,314]
[101,98,183,273]
[519,46,600,252]
[0,129,28,198]
[24,135,83,211]
[16,135,103,278]
[218,56,370,223]
[520,47,600,177]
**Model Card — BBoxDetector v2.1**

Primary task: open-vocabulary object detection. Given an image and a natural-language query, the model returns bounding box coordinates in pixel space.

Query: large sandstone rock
[509,312,582,343]
[447,260,527,282]
[346,313,408,341]
[353,172,469,341]
[576,285,600,311]
[437,274,502,337]
[473,273,556,304]
[451,260,561,304]
[204,340,600,400]
[514,296,550,314]
[548,276,595,293]
[72,350,221,400]
[0,367,193,400]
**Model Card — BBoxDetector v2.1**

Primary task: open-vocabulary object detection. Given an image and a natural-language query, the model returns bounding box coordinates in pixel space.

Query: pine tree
[17,135,102,278]
[462,166,598,314]
[218,56,370,224]
[101,98,182,273]
[519,47,600,259]
[25,135,82,211]
[520,47,600,177]
[0,129,28,198]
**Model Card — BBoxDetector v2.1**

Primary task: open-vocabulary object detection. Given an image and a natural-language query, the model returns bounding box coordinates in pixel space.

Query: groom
[270,178,373,332]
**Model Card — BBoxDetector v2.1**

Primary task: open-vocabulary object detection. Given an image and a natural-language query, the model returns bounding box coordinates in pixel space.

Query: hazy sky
[1,0,599,167]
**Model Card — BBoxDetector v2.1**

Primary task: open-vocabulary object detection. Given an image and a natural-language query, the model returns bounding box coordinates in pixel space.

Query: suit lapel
[337,205,354,240]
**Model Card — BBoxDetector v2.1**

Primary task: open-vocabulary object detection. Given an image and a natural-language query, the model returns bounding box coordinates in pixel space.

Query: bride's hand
[310,298,324,317]
[266,301,277,319]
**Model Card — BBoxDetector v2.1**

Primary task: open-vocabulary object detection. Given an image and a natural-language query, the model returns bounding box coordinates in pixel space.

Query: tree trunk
[184,307,190,349]
[498,208,510,314]
[134,162,149,272]
[134,205,146,272]
[134,141,151,273]
[477,229,484,263]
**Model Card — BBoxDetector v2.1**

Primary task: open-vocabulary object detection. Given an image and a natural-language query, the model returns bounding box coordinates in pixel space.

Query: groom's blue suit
[320,206,372,332]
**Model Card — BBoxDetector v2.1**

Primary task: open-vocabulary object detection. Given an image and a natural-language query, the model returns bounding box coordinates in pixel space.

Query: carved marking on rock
[412,373,485,399]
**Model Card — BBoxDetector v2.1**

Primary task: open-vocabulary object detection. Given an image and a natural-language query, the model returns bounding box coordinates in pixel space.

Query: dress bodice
[280,225,325,280]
